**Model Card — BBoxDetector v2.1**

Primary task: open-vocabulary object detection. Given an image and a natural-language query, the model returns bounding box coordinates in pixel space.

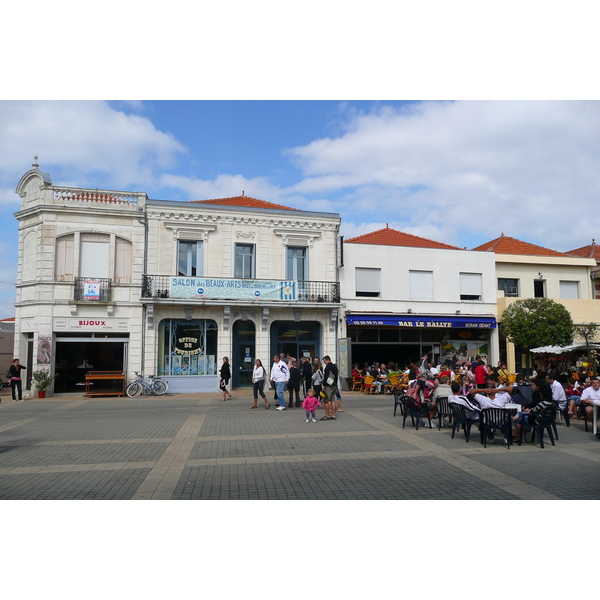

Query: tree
[574,322,599,375]
[500,298,574,350]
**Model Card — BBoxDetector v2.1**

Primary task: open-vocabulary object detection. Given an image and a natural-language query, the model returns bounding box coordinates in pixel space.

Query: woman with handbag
[251,359,269,409]
[219,357,233,401]
[9,358,26,402]
[311,360,324,400]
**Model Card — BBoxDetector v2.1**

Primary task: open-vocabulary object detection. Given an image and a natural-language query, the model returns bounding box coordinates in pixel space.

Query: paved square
[1,387,599,500]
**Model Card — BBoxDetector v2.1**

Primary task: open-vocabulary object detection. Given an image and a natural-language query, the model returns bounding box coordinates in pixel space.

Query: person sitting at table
[565,377,583,417]
[468,382,512,409]
[373,363,390,393]
[448,382,481,421]
[579,376,600,422]
[512,381,555,442]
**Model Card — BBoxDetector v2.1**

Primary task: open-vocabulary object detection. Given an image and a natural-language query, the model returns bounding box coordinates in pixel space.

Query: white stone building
[339,227,499,373]
[14,164,341,394]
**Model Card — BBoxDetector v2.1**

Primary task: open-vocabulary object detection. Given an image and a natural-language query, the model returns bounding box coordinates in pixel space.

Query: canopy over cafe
[344,312,497,368]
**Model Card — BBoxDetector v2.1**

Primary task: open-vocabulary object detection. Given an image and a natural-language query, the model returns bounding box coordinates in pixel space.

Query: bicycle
[126,372,169,397]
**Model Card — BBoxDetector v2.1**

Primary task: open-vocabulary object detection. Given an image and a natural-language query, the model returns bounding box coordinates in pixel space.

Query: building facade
[472,235,599,372]
[14,165,341,394]
[339,227,499,375]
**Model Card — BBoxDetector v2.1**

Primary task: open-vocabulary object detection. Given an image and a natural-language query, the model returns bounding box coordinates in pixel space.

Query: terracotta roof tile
[567,242,600,261]
[471,235,567,257]
[345,227,463,250]
[190,195,299,211]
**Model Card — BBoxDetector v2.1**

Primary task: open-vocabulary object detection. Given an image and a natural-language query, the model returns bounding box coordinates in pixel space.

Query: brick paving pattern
[1,387,599,500]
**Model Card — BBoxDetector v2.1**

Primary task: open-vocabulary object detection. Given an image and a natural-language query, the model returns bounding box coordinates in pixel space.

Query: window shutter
[355,268,380,294]
[409,270,433,299]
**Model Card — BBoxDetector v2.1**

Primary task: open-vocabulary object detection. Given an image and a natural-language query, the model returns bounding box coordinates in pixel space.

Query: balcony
[142,275,340,303]
[74,278,112,302]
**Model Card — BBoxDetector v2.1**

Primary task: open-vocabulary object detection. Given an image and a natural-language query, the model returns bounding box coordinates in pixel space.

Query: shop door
[233,320,255,388]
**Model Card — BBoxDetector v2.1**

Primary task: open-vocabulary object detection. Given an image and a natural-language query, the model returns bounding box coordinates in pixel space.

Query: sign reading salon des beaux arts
[169,277,297,301]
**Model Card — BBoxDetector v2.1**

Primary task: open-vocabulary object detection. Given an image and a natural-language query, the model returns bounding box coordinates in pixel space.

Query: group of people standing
[219,353,343,422]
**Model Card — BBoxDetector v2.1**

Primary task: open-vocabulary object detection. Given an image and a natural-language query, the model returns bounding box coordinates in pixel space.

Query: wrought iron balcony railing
[142,275,340,303]
[74,277,112,302]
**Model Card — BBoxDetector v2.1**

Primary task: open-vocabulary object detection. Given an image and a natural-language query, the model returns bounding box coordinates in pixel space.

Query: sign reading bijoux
[169,277,297,301]
[53,318,130,331]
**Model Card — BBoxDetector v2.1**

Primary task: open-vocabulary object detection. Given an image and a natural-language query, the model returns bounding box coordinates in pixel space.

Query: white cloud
[286,101,600,250]
[0,101,186,190]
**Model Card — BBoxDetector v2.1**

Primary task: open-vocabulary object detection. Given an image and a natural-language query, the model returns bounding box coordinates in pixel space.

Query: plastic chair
[449,403,478,442]
[480,408,513,448]
[554,400,570,429]
[383,374,400,394]
[350,376,364,391]
[393,390,405,417]
[402,396,431,430]
[519,406,556,448]
[435,396,453,430]
[361,374,375,394]
[577,402,589,432]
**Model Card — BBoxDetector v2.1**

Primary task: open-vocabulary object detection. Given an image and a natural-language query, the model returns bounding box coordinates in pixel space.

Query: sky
[1,99,599,318]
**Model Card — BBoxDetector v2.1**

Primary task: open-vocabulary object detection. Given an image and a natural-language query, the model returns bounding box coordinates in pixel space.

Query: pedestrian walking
[9,358,26,402]
[311,360,324,400]
[251,359,269,409]
[270,354,290,410]
[219,357,233,401]
[302,389,321,423]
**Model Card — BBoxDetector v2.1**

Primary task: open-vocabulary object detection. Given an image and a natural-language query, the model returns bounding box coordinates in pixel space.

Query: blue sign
[345,313,496,329]
[169,277,297,301]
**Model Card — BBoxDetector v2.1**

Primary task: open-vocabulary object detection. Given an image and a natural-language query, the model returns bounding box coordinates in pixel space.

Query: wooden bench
[84,371,126,397]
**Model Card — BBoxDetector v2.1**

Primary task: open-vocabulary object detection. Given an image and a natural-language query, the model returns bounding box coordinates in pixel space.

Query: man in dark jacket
[301,356,313,396]
[321,355,339,421]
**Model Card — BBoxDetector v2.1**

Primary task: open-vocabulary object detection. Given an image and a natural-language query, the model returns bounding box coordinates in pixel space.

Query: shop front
[345,313,497,368]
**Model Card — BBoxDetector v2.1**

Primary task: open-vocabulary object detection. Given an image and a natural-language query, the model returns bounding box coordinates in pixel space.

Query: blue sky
[1,99,600,318]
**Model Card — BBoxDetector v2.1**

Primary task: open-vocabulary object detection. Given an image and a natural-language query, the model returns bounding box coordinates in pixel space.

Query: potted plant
[31,369,58,398]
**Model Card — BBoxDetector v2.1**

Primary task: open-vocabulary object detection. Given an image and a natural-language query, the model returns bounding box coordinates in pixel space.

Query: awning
[530,343,600,354]
[345,313,496,329]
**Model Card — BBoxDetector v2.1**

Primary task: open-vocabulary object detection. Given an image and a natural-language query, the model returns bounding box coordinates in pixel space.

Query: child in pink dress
[302,389,321,423]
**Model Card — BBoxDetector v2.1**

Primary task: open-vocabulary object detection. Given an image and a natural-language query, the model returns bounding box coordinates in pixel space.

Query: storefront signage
[169,277,297,301]
[53,318,130,331]
[345,314,496,328]
[174,336,201,356]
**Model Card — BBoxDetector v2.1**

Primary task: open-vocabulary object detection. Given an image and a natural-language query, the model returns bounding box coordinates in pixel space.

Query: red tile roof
[190,195,299,211]
[471,235,567,257]
[344,227,463,250]
[0,317,15,322]
[567,241,600,261]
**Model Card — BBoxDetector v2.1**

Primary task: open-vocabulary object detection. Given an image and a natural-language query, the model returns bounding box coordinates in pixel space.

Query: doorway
[233,320,255,387]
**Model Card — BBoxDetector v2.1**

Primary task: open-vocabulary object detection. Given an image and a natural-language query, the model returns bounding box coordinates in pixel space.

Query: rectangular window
[498,278,519,297]
[460,272,482,301]
[355,267,381,297]
[286,246,307,281]
[55,234,75,281]
[178,240,203,277]
[409,270,433,300]
[234,243,255,279]
[115,237,133,283]
[560,280,579,299]
[80,235,109,278]
[534,279,545,298]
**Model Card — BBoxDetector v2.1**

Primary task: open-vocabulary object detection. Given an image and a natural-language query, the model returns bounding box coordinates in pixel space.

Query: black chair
[393,391,405,417]
[519,406,556,448]
[554,400,570,428]
[577,402,589,432]
[435,396,453,430]
[449,403,478,442]
[402,396,432,430]
[480,408,513,448]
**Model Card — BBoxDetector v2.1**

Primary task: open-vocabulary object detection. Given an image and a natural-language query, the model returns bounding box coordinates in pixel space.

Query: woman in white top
[252,359,269,409]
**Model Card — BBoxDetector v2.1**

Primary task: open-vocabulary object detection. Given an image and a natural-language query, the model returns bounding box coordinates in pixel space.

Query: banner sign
[345,314,496,329]
[83,279,100,300]
[169,277,297,301]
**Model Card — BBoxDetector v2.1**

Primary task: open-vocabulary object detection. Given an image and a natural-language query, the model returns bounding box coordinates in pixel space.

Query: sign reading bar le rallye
[169,277,297,301]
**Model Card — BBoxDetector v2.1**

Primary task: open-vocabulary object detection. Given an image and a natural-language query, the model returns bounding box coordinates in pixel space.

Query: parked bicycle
[126,372,169,398]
